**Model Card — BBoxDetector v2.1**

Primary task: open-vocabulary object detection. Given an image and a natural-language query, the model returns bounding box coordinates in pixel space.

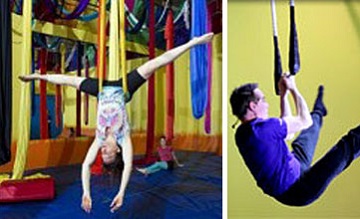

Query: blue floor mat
[0,151,222,219]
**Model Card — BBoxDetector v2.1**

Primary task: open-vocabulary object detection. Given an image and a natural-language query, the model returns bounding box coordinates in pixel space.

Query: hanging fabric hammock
[190,0,208,119]
[76,42,83,136]
[97,0,107,92]
[270,0,283,95]
[0,0,12,165]
[56,44,66,128]
[120,0,128,97]
[145,0,156,159]
[39,48,49,139]
[84,55,89,125]
[109,0,120,81]
[289,0,300,75]
[204,4,213,134]
[165,8,175,142]
[12,0,33,179]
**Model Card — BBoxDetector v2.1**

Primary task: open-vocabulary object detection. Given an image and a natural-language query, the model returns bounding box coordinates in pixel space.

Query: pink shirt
[158,146,173,162]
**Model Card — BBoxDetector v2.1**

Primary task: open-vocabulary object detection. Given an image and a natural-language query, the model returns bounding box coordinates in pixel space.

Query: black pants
[79,69,146,101]
[275,113,360,206]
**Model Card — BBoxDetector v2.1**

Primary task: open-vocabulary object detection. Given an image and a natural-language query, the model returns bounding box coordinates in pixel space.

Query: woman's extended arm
[109,134,133,213]
[81,139,100,213]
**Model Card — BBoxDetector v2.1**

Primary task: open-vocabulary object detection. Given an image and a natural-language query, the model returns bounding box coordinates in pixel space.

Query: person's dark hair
[230,83,258,119]
[159,135,168,144]
[102,127,124,177]
[103,149,124,178]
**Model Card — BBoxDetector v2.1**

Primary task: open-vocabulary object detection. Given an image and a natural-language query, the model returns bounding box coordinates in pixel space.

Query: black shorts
[79,69,146,101]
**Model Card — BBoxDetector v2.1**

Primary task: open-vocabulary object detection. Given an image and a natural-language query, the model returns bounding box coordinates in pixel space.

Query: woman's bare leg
[136,32,214,79]
[19,32,214,89]
[19,74,86,89]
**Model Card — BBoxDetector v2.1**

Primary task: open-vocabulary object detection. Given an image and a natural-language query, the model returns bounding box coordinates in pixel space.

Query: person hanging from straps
[19,32,214,213]
[230,74,360,206]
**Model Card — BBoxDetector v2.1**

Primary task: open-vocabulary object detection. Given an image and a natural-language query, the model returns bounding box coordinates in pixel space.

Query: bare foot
[136,167,148,176]
[192,32,214,45]
[18,74,40,82]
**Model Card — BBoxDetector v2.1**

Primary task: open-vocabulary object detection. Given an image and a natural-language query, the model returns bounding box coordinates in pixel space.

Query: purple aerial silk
[204,5,213,134]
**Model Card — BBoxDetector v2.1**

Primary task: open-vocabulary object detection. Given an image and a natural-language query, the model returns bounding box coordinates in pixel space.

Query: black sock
[312,85,327,117]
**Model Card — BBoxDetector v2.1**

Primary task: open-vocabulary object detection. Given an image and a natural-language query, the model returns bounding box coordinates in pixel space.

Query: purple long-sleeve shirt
[235,118,300,196]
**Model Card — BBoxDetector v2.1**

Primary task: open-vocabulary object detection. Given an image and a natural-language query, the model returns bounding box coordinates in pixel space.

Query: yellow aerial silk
[12,0,33,179]
[60,43,66,113]
[109,0,119,80]
[109,0,127,94]
[120,0,127,94]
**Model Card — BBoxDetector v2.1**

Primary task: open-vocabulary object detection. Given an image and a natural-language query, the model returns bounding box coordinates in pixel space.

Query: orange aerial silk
[97,0,107,92]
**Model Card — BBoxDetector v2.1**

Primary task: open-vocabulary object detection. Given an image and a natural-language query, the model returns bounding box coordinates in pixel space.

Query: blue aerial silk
[190,0,208,119]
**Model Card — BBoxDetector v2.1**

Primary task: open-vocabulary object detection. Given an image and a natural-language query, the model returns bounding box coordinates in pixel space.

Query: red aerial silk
[84,56,89,125]
[76,43,83,136]
[55,61,62,128]
[39,48,49,139]
[165,9,174,142]
[146,0,155,157]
